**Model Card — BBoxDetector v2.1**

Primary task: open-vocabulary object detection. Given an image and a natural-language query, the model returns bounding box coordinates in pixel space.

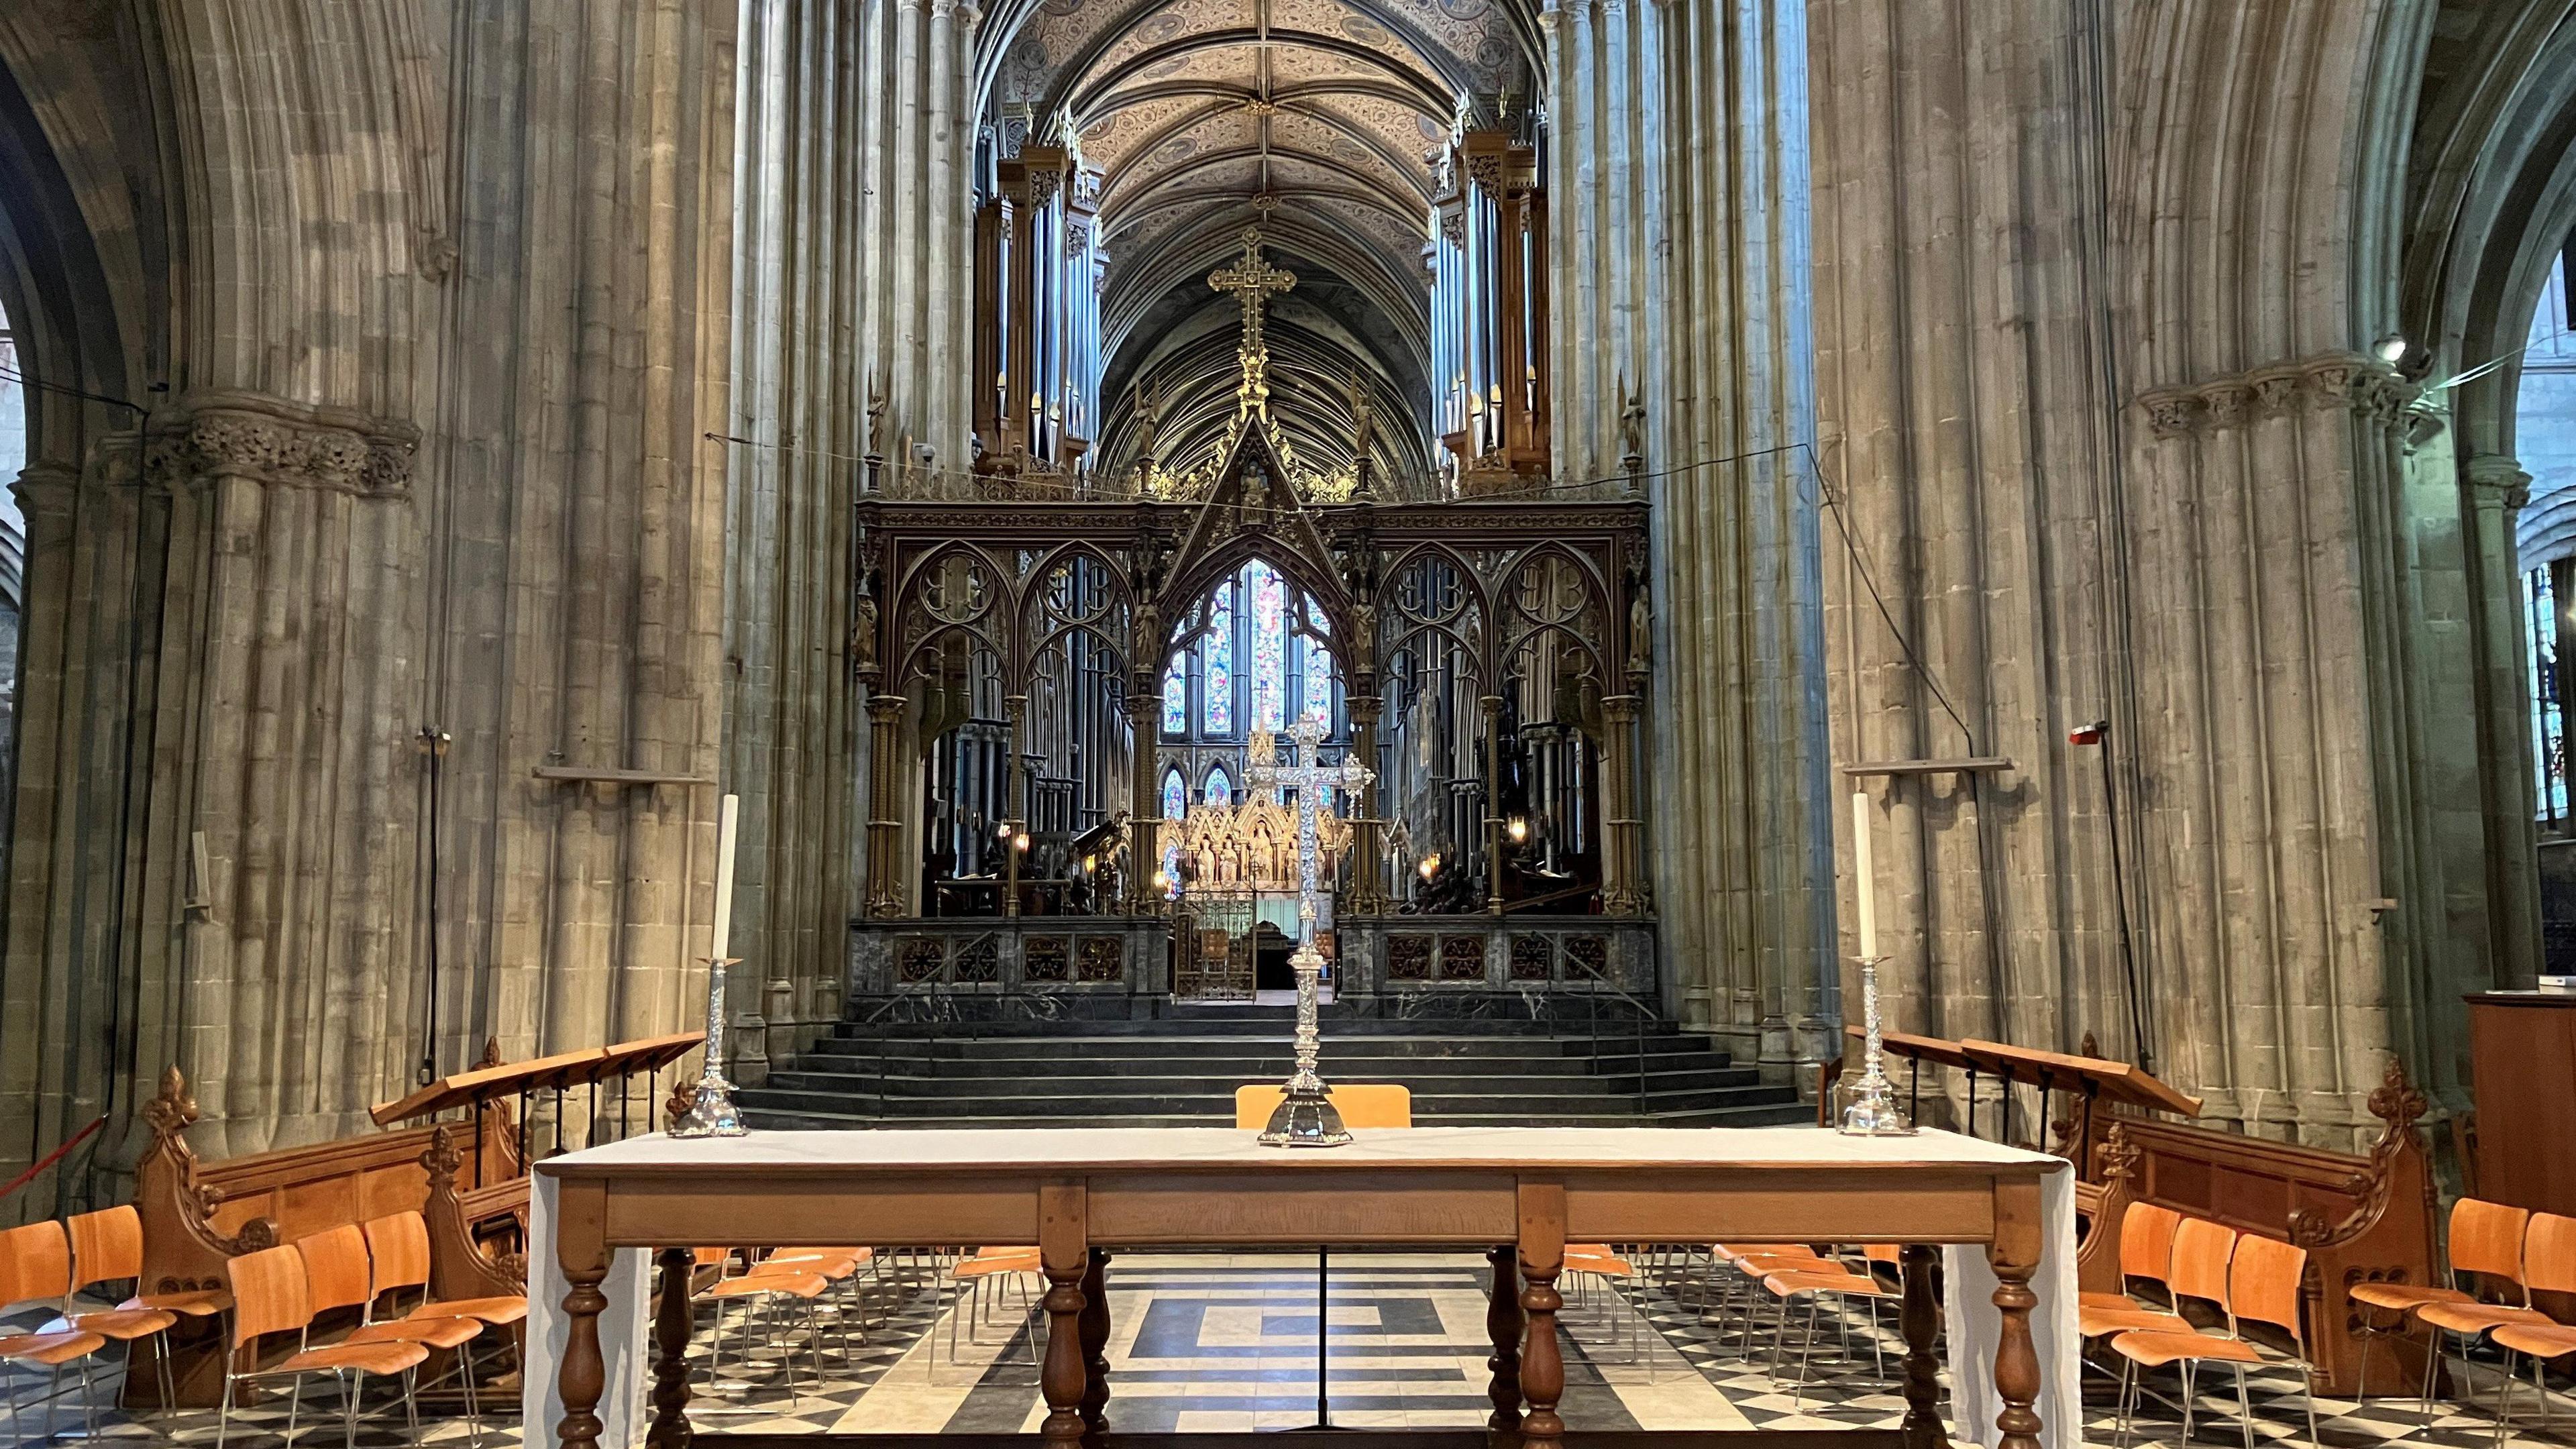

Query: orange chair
[1760,1249,1899,1397]
[1,1221,110,1444]
[704,1255,837,1401]
[358,1210,528,1326]
[2081,1202,2189,1342]
[2484,1212,2576,1437]
[42,1205,186,1414]
[2110,1226,2318,1449]
[218,1243,430,1449]
[300,1224,490,1439]
[2348,1195,2527,1406]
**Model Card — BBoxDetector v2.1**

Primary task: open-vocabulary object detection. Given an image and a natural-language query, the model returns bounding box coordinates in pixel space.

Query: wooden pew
[2073,1122,2140,1298]
[129,1065,524,1405]
[2110,1057,2443,1396]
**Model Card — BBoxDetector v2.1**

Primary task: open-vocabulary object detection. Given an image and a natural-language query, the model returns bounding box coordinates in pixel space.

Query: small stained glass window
[1162,769,1186,821]
[1250,562,1287,733]
[1162,660,1186,735]
[1203,588,1234,735]
[1206,765,1232,808]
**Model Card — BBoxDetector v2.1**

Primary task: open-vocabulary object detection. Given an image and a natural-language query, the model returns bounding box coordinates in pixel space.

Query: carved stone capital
[2198,382,2251,430]
[2464,453,2532,511]
[145,390,419,497]
[10,458,80,521]
[2139,388,2204,439]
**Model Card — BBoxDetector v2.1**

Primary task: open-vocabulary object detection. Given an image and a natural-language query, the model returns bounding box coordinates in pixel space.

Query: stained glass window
[1250,562,1287,733]
[1162,768,1186,821]
[1162,661,1186,735]
[1206,765,1232,807]
[1203,590,1234,734]
[1304,642,1334,724]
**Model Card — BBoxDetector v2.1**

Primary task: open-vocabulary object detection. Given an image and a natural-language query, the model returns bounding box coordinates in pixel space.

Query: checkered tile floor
[11,1252,2575,1445]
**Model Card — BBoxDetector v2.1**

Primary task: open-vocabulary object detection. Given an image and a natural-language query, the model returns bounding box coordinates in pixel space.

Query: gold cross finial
[1210,229,1297,422]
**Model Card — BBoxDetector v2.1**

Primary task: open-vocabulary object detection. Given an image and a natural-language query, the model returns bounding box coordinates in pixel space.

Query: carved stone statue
[850,592,880,675]
[1627,582,1652,674]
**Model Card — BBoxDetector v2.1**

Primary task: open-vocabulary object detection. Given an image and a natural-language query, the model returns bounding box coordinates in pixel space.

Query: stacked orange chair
[2107,1221,2317,1449]
[2479,1212,2576,1436]
[0,1221,111,1444]
[217,1243,431,1449]
[2347,1196,2530,1408]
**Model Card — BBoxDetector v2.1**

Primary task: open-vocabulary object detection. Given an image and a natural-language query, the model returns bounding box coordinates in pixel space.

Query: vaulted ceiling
[977,0,1540,484]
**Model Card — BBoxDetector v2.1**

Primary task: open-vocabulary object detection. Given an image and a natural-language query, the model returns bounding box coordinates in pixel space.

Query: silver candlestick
[1837,955,1915,1136]
[670,955,748,1138]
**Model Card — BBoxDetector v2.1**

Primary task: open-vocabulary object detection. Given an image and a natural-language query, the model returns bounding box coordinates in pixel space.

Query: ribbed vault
[977,0,1538,484]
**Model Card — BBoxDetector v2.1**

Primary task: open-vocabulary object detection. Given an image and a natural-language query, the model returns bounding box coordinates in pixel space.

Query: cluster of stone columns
[1582,0,1837,1075]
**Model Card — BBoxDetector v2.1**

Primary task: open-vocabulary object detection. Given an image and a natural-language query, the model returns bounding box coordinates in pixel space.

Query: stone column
[1482,694,1506,915]
[1004,694,1028,916]
[1346,695,1388,914]
[1633,0,1832,1071]
[1128,691,1161,915]
[866,696,909,918]
[2464,453,2542,994]
[1600,694,1643,914]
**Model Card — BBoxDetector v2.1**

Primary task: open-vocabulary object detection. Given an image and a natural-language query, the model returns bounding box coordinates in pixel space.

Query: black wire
[0,365,149,418]
[419,732,445,1085]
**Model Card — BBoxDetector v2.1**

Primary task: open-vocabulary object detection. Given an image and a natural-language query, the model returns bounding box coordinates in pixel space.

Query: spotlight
[1013,830,1032,853]
[1151,869,1171,890]
[996,822,1014,839]
[2068,720,2108,747]
[2373,333,2435,382]
[1506,816,1529,845]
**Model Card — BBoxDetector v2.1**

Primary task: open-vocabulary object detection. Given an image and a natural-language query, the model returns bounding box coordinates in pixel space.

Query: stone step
[810,1034,1719,1064]
[740,1102,1816,1132]
[761,1062,1764,1099]
[735,1080,1796,1121]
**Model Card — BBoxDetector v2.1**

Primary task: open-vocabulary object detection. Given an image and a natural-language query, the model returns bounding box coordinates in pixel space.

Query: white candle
[710,793,739,962]
[1849,790,1878,959]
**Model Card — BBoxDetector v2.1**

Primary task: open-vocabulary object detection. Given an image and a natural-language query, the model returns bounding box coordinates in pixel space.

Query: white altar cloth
[526,1125,2079,1448]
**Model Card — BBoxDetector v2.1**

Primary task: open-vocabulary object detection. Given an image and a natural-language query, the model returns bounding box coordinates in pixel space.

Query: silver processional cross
[1244,717,1375,1146]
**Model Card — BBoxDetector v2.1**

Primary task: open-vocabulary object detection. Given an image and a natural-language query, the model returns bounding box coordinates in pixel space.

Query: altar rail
[845,914,1657,1022]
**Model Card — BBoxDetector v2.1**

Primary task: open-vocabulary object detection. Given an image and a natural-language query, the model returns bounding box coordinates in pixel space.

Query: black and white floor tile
[11,1252,2575,1446]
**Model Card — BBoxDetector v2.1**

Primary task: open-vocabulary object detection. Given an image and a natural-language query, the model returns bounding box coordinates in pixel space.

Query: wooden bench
[2101,1057,2442,1396]
[129,1065,526,1404]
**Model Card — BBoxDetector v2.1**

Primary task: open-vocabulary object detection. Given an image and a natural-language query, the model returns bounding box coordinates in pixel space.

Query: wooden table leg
[1899,1244,1941,1449]
[1989,1181,2045,1449]
[554,1181,610,1449]
[1080,1248,1113,1434]
[1040,1185,1091,1449]
[1486,1244,1523,1433]
[1516,1183,1567,1449]
[647,1246,694,1449]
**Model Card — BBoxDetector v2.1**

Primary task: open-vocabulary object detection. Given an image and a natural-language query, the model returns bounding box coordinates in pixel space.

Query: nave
[9,1248,2570,1449]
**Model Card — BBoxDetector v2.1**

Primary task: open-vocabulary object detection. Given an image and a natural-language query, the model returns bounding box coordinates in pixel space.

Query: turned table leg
[1988,1181,2046,1449]
[1486,1245,1523,1433]
[647,1247,695,1449]
[1899,1244,1942,1449]
[1517,1185,1568,1449]
[1080,1248,1113,1434]
[554,1181,611,1449]
[1039,1185,1093,1449]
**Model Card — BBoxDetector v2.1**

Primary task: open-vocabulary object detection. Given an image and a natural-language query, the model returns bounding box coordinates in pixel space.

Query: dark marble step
[735,1079,1798,1121]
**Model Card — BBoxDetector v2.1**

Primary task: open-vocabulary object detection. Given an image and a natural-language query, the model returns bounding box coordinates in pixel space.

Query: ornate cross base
[1260,1081,1351,1147]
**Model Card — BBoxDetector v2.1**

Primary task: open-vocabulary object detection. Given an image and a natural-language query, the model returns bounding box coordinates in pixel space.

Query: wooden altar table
[527,1127,2076,1449]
